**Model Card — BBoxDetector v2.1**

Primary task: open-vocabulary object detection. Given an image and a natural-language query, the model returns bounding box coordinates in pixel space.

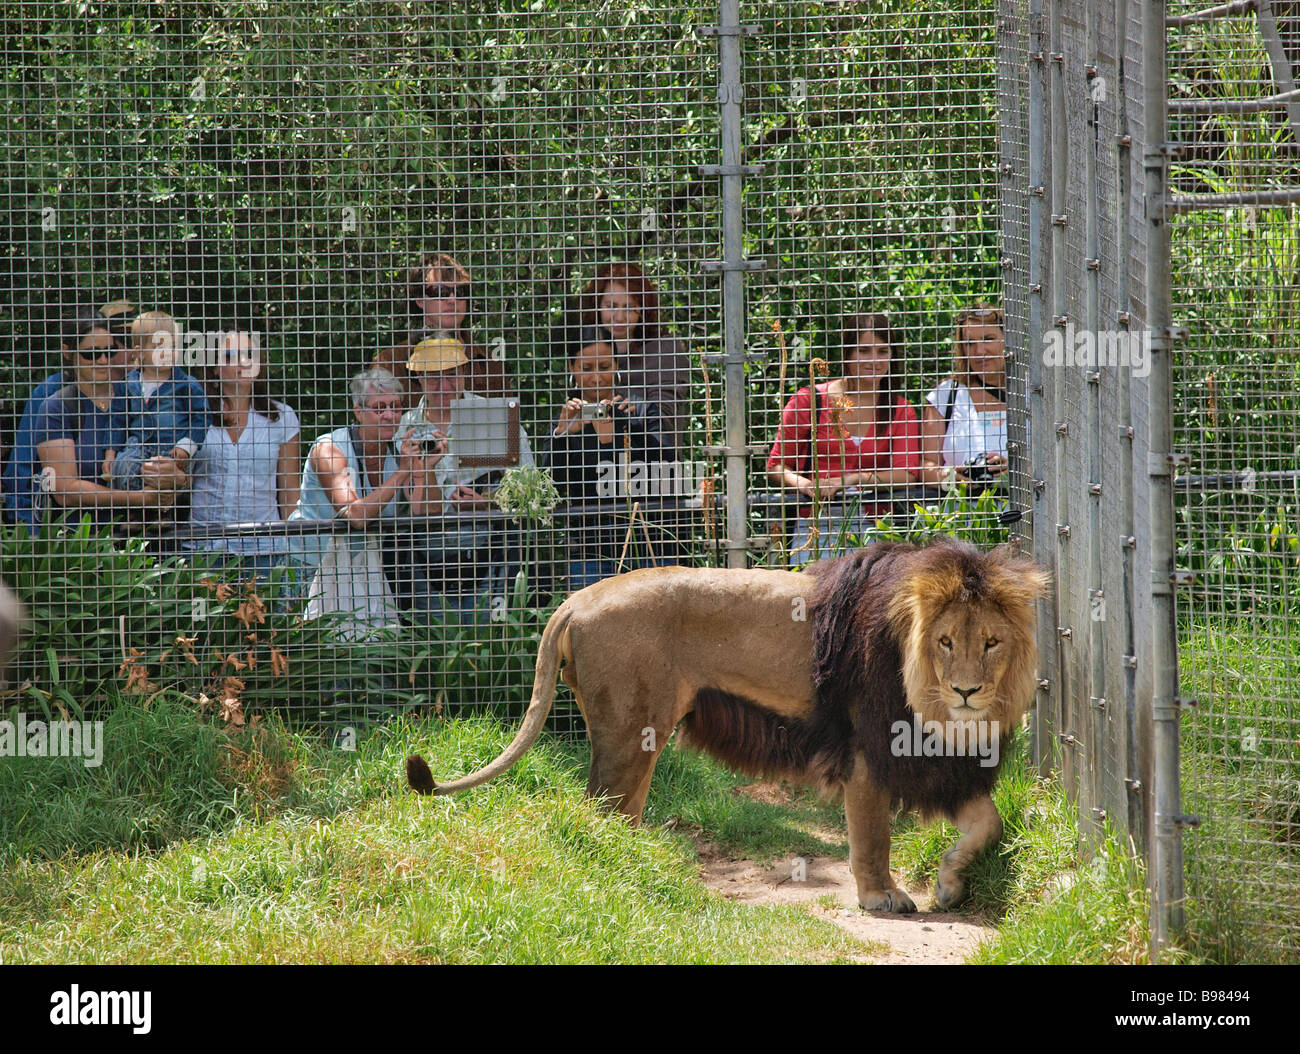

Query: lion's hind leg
[934,793,1003,911]
[843,758,916,914]
[579,684,677,827]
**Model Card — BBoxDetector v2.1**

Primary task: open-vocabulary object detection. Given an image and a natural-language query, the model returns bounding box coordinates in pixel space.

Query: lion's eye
[985,638,999,650]
[939,637,953,649]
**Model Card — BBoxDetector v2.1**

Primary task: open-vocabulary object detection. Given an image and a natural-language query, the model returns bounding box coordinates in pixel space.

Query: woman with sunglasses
[17,306,179,529]
[374,253,510,404]
[921,304,1009,485]
[4,299,137,523]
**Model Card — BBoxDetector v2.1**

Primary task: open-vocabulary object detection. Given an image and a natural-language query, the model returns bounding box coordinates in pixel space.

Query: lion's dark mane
[677,542,1007,817]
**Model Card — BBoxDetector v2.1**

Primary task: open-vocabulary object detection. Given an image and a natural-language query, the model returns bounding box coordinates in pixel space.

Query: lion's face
[890,544,1048,732]
[924,600,1021,722]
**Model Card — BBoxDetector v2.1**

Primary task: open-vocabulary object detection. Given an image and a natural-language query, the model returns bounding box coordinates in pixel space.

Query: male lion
[407,540,1049,912]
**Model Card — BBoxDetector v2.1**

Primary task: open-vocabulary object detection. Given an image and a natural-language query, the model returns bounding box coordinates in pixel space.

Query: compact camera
[580,402,610,421]
[963,453,996,481]
[409,428,444,455]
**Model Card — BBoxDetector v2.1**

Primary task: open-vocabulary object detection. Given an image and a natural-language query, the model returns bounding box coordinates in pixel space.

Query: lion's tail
[406,602,573,797]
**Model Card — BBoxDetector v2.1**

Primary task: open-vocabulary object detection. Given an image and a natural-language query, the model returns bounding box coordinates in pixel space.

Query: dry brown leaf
[117,647,146,678]
[220,695,246,727]
[234,593,267,629]
[270,647,289,678]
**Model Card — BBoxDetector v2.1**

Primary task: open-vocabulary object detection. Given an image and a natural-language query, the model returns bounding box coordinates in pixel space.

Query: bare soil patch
[695,781,997,964]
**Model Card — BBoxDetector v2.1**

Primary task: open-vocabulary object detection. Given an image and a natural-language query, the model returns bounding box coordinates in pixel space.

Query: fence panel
[1167,0,1300,962]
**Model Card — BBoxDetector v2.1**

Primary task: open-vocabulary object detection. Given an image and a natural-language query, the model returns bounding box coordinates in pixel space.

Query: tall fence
[2,1,1296,962]
[1,0,1008,731]
[1002,0,1300,961]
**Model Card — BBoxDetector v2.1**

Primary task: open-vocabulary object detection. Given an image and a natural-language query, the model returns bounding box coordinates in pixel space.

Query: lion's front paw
[935,846,972,910]
[859,888,917,914]
[934,874,967,911]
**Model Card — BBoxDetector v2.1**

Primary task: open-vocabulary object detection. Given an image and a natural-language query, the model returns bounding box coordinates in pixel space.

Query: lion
[407,540,1049,913]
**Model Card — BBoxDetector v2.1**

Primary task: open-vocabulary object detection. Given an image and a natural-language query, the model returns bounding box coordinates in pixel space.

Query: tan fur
[889,554,1045,736]
[409,544,1048,913]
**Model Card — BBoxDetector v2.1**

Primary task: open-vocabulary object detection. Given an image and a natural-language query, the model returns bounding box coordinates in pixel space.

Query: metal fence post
[719,0,751,569]
[1028,0,1057,776]
[1114,0,1142,847]
[1142,0,1186,954]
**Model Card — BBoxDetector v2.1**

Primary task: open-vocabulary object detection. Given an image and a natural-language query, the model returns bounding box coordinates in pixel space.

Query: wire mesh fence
[1000,0,1300,961]
[1,0,1010,738]
[998,0,1174,947]
[1166,0,1300,963]
[11,0,1297,963]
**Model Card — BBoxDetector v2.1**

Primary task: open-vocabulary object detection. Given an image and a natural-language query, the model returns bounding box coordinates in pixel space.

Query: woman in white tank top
[921,305,1008,485]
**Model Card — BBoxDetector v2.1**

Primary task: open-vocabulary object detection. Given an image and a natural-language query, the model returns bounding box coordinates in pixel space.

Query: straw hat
[407,335,468,373]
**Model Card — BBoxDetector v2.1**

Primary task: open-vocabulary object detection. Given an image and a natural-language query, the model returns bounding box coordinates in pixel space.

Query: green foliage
[873,482,1012,548]
[1169,17,1300,478]
[0,517,221,707]
[1178,617,1300,962]
[1178,498,1300,617]
[1,1,1001,458]
[0,516,572,725]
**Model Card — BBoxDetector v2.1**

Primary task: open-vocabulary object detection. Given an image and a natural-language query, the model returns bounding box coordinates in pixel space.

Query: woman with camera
[547,325,670,589]
[288,367,437,634]
[921,304,1009,485]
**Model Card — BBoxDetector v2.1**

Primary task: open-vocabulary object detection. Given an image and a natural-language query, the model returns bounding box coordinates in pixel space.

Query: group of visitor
[766,304,1008,561]
[1,259,1009,626]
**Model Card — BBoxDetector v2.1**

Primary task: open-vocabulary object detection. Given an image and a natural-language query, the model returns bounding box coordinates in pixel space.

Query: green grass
[1176,617,1300,964]
[0,699,867,963]
[0,693,1166,963]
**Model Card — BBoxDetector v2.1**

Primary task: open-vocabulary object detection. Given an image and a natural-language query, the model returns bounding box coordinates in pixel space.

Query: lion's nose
[951,685,982,702]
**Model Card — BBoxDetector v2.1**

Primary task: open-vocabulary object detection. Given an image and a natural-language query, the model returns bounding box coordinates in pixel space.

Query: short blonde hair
[131,310,179,352]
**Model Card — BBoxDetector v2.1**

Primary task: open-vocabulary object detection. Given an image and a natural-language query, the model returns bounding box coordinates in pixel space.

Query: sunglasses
[77,348,114,363]
[423,284,468,301]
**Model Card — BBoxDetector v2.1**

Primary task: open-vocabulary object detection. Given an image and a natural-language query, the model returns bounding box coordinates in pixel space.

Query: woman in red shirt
[766,312,921,562]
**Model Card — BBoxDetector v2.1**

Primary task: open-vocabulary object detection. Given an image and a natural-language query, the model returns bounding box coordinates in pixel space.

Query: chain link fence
[5,0,1293,962]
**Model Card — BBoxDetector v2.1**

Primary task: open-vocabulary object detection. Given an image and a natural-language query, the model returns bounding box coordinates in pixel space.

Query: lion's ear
[987,546,1053,608]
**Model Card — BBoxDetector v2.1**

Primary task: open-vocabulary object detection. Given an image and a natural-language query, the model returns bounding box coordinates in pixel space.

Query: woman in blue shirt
[26,307,181,528]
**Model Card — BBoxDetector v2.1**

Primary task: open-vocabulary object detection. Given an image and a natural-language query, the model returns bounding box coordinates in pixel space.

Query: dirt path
[693,782,997,963]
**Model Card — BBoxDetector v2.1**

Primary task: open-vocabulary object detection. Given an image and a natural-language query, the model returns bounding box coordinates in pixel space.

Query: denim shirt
[121,367,209,459]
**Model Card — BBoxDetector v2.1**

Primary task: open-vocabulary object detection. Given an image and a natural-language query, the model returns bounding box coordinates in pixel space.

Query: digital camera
[963,453,996,481]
